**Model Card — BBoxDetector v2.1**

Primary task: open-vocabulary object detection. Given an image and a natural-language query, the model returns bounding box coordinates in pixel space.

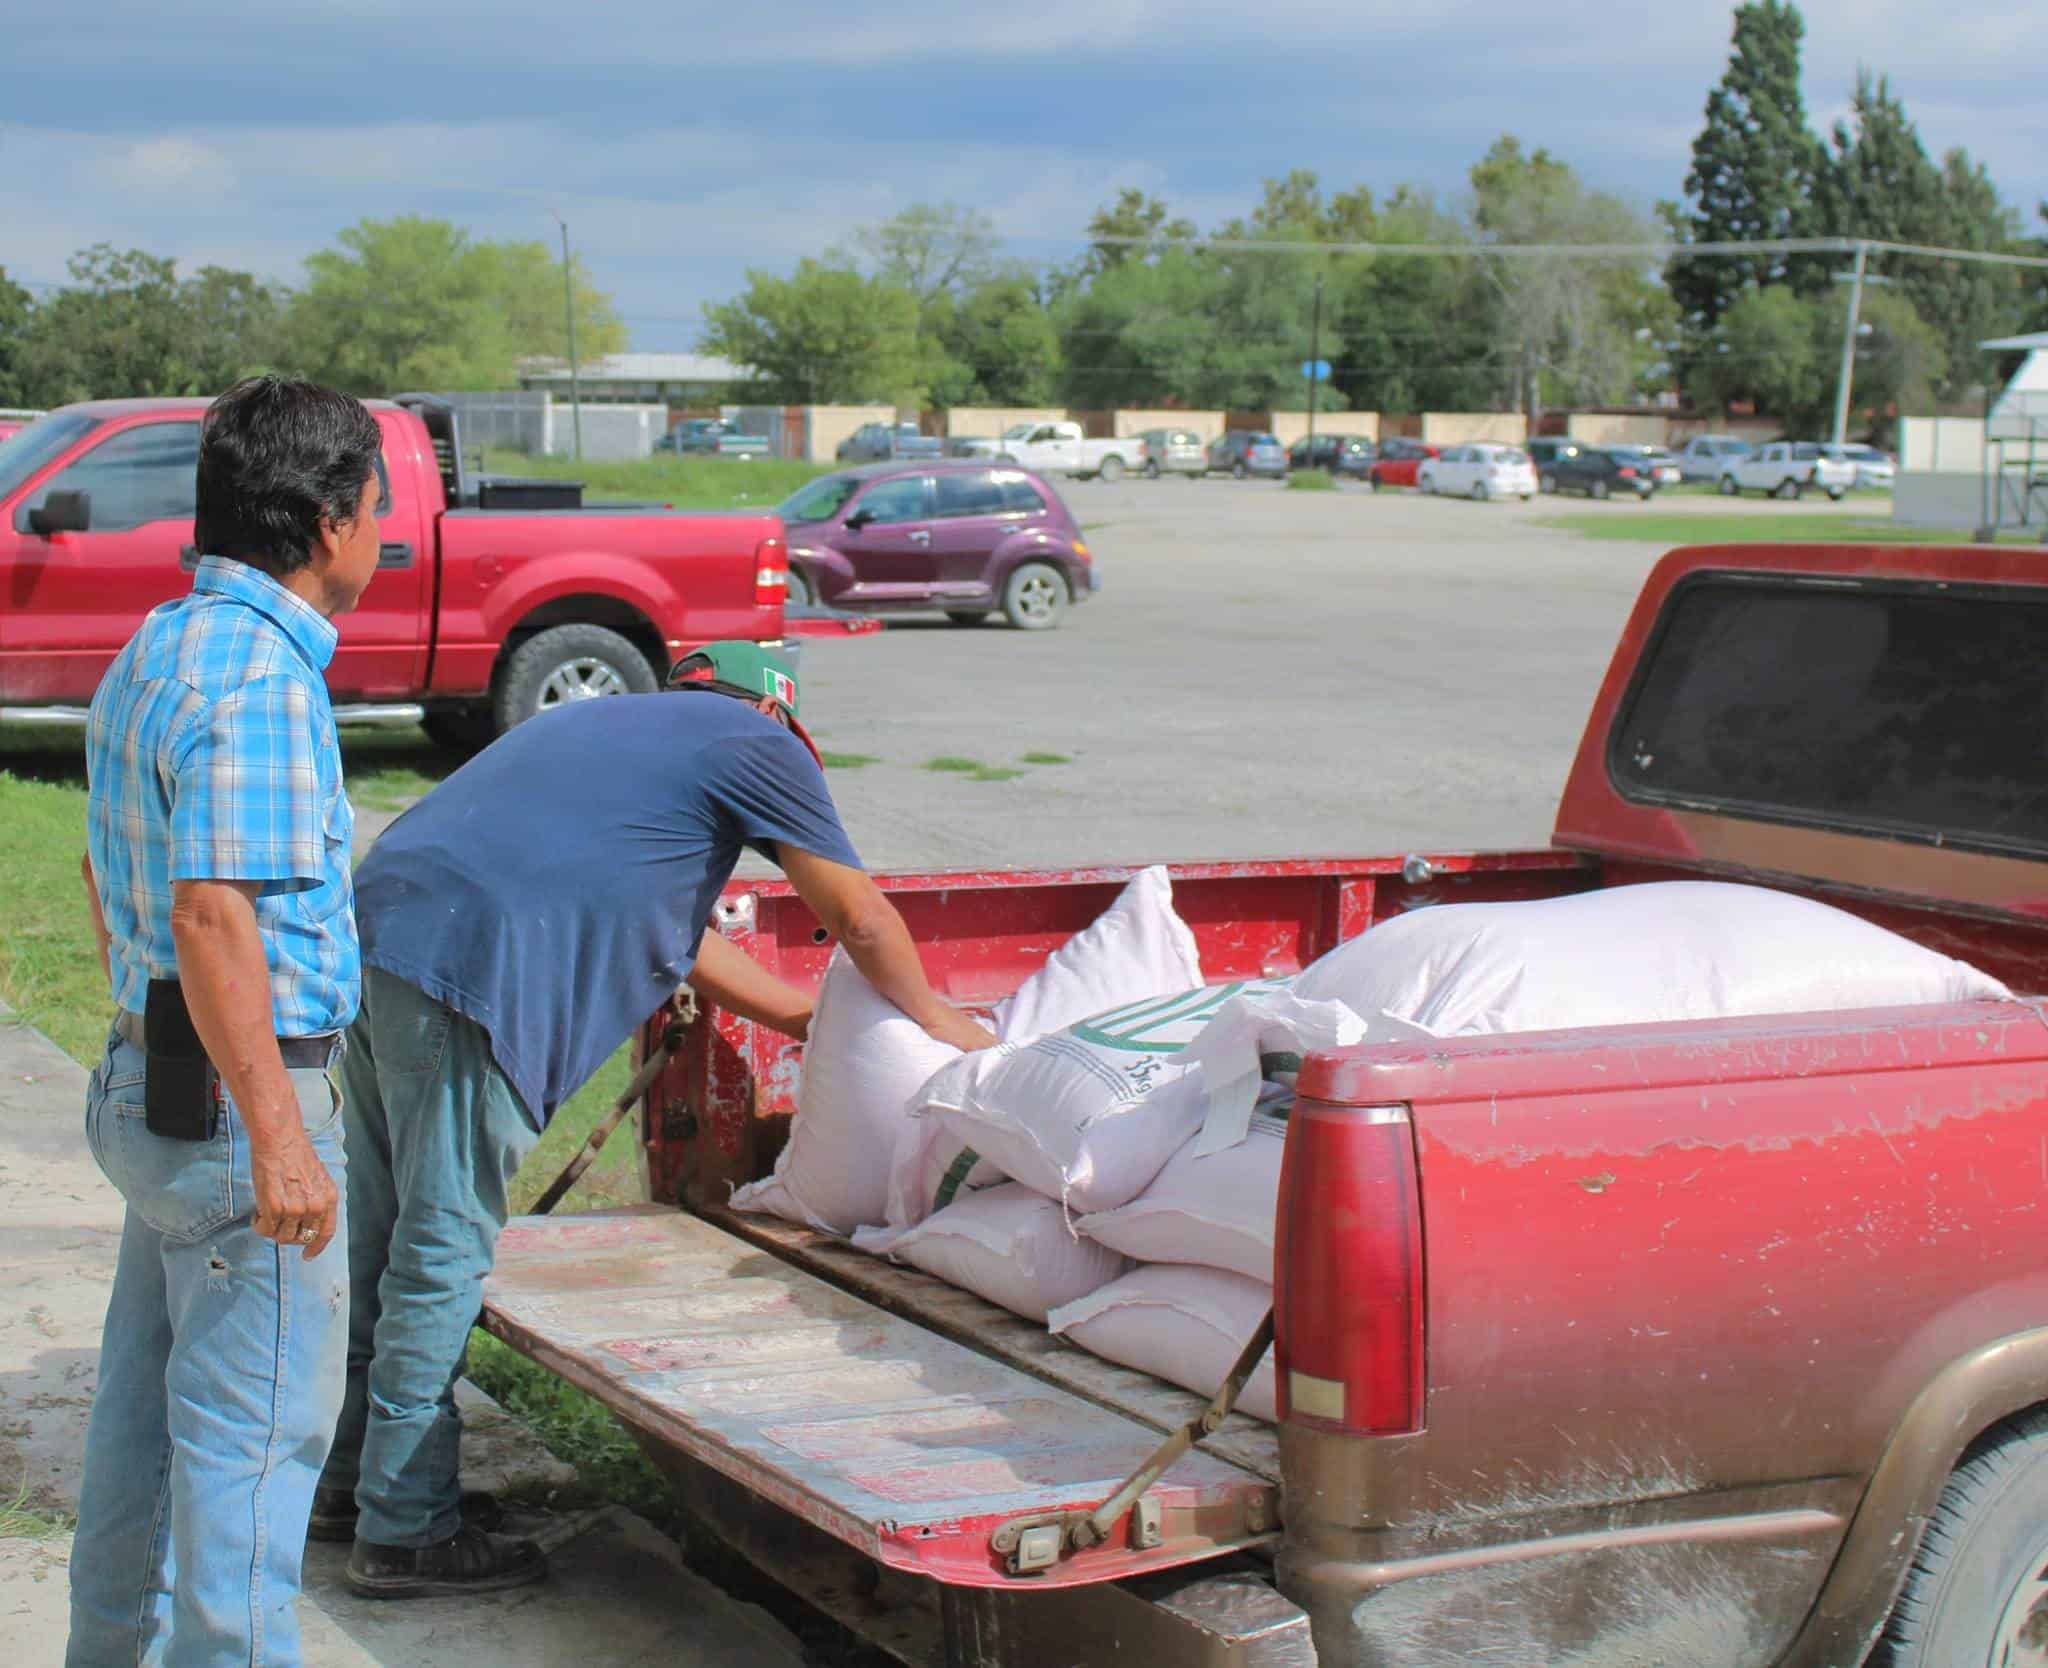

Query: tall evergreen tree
[1668,1,1827,338]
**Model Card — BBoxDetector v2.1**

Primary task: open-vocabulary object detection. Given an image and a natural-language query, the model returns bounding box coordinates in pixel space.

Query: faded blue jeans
[319,969,536,1548]
[67,1026,348,1668]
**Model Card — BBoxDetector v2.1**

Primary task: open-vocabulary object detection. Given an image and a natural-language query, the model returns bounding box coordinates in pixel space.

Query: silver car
[1136,427,1207,478]
[1821,443,1896,491]
[1676,434,1754,483]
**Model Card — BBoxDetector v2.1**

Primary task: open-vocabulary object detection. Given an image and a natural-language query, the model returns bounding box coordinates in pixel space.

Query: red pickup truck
[0,395,790,745]
[484,539,2048,1667]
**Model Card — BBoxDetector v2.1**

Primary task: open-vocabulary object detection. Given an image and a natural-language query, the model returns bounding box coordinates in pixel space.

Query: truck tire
[1775,478,1802,500]
[1873,1409,2048,1665]
[996,453,1018,465]
[1718,474,1740,495]
[1098,454,1125,483]
[1827,487,1846,501]
[494,623,658,734]
[1001,562,1068,631]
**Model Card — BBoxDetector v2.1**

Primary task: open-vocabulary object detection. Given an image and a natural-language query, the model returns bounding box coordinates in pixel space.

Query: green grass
[338,730,466,812]
[968,767,1024,782]
[1021,751,1072,766]
[0,1483,75,1540]
[1537,510,2039,546]
[482,448,824,509]
[819,751,881,770]
[1286,468,1338,491]
[923,755,982,772]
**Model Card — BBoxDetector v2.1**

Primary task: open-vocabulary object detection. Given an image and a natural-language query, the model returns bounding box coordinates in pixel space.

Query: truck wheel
[785,568,813,607]
[1718,474,1740,496]
[1827,487,1845,502]
[421,707,495,754]
[494,623,658,734]
[1775,478,1802,500]
[1001,562,1068,631]
[1098,454,1125,483]
[1873,1409,2048,1666]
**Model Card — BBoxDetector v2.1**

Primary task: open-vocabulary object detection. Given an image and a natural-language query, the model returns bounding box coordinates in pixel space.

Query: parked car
[1418,443,1538,501]
[993,420,1147,481]
[1367,436,1440,490]
[1551,443,1657,500]
[837,421,944,464]
[1719,441,1857,500]
[1136,427,1208,478]
[656,418,770,459]
[0,395,802,745]
[1206,430,1289,480]
[1637,445,1685,490]
[777,461,1096,631]
[947,435,1000,459]
[0,410,39,444]
[488,537,2048,1668]
[1288,432,1376,478]
[1525,436,1571,480]
[1821,442,1896,490]
[1676,433,1755,482]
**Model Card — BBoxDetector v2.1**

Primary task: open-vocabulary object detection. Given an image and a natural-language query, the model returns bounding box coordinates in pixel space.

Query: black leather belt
[113,1009,340,1070]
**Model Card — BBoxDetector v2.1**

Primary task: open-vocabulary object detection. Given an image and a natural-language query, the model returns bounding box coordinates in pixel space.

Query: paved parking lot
[795,481,1804,872]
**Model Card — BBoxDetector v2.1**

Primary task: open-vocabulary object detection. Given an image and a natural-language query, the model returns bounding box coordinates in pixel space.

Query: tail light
[754,534,788,607]
[1275,1100,1424,1435]
[1617,466,1637,479]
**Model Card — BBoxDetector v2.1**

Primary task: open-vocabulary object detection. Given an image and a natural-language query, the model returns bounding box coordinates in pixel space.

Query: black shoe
[309,1487,508,1546]
[344,1522,547,1599]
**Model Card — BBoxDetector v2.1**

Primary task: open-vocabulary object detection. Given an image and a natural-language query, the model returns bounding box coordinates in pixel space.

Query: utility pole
[1306,271,1324,449]
[554,213,583,461]
[1830,240,1868,448]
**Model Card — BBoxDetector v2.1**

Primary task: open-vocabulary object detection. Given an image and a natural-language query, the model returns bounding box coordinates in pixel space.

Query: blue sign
[1300,360,1331,382]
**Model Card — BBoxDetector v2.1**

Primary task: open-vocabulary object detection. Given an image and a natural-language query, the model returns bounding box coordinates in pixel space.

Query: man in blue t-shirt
[315,642,993,1598]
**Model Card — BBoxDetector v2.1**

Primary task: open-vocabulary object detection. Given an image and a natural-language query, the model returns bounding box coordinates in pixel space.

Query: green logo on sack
[1068,980,1286,1053]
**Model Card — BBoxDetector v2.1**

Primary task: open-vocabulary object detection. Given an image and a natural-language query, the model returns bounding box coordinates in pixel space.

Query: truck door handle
[377,541,415,568]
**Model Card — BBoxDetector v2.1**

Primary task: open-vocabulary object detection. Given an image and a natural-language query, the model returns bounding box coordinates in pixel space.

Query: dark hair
[194,376,382,576]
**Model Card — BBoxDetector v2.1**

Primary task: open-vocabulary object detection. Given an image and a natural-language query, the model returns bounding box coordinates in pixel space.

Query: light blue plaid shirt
[86,556,359,1035]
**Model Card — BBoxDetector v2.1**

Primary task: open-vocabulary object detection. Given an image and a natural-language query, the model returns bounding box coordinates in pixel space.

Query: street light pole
[1830,240,1868,448]
[1306,272,1324,449]
[554,213,583,462]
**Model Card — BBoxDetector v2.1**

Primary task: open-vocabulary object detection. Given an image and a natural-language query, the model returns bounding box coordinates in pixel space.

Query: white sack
[1048,1264,1277,1422]
[914,981,1425,1217]
[730,948,961,1234]
[882,869,1208,1227]
[1077,1114,1287,1283]
[852,1184,1128,1322]
[1293,881,2010,1036]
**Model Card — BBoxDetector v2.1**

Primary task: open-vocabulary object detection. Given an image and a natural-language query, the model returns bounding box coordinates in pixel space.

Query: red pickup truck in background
[0,395,792,746]
[485,540,2048,1667]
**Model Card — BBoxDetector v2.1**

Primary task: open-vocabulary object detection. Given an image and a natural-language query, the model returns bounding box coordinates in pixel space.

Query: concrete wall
[1112,408,1228,441]
[540,402,668,461]
[803,404,897,464]
[1267,410,1379,447]
[1566,413,1667,446]
[1421,412,1528,446]
[1899,416,1986,474]
[942,407,1064,439]
[1893,471,1988,530]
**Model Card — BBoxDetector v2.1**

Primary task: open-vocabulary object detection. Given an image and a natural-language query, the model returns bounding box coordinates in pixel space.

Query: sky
[3,0,2041,352]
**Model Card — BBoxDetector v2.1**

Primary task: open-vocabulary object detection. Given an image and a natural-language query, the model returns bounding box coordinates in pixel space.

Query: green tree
[1054,246,1219,407]
[284,217,622,393]
[1686,283,1824,423]
[1826,287,1946,441]
[13,247,212,405]
[1082,189,1197,276]
[0,266,33,407]
[182,266,287,393]
[938,275,1060,404]
[1668,1,1828,337]
[700,259,922,403]
[1331,188,1499,415]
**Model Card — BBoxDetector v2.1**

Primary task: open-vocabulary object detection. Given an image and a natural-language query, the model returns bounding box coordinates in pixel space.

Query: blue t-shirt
[354,694,861,1128]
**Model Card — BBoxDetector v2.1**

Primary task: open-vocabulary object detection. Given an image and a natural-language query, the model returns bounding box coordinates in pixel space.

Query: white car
[1821,443,1896,491]
[1718,441,1858,500]
[1676,434,1754,482]
[1418,443,1539,501]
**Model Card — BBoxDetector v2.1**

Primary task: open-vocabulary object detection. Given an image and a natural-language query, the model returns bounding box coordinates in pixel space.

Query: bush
[1286,469,1338,491]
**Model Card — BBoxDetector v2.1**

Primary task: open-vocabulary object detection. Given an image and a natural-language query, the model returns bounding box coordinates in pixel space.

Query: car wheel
[494,622,658,736]
[1144,459,1161,480]
[1232,461,1248,480]
[784,567,813,608]
[1591,478,1610,501]
[1001,561,1069,631]
[1827,487,1845,501]
[1470,479,1489,502]
[1098,454,1125,483]
[1873,1410,2048,1666]
[1775,478,1801,500]
[1539,473,1557,495]
[1718,474,1739,496]
[944,610,990,626]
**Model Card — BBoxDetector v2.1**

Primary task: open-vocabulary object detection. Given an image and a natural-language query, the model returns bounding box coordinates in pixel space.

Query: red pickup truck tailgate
[481,1207,1276,1587]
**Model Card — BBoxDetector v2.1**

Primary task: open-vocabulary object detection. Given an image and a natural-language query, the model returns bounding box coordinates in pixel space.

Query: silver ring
[298,1226,316,1242]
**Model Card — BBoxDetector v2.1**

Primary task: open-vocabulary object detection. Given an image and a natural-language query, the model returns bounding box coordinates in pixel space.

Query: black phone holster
[143,978,221,1142]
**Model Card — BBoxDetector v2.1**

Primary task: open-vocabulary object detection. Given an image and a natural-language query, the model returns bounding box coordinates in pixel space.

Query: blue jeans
[67,1027,348,1668]
[320,969,537,1547]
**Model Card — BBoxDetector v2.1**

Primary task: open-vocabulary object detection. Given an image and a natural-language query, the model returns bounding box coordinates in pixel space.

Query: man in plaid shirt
[68,376,384,1668]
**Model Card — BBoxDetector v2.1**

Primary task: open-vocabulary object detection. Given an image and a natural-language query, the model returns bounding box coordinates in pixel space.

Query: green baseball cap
[668,641,820,763]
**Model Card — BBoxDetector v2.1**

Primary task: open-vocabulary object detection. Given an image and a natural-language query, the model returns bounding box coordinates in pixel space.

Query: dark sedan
[1289,433,1376,478]
[1549,444,1657,500]
[778,462,1096,631]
